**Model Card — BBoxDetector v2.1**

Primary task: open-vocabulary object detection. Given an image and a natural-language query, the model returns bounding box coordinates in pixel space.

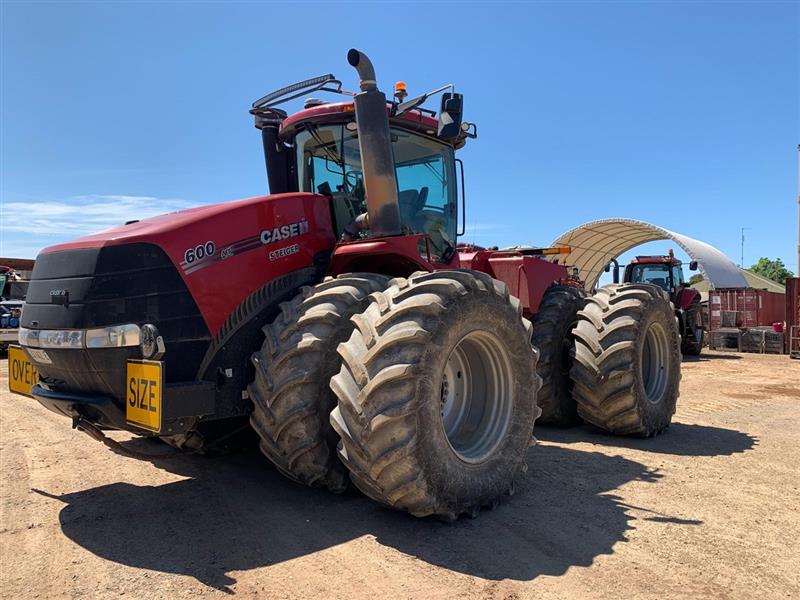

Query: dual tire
[535,283,682,437]
[570,284,682,436]
[247,274,390,492]
[248,270,540,519]
[248,273,681,518]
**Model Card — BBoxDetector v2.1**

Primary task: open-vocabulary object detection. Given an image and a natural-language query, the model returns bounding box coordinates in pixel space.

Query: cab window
[671,265,684,287]
[629,264,671,291]
[294,123,458,263]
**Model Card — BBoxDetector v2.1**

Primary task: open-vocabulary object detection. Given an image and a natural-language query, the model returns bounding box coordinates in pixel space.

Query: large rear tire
[532,285,586,426]
[680,299,704,356]
[247,273,390,492]
[330,270,541,520]
[571,284,681,437]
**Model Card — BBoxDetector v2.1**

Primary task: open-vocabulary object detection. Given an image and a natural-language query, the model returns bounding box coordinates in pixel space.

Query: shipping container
[786,277,800,356]
[709,288,785,331]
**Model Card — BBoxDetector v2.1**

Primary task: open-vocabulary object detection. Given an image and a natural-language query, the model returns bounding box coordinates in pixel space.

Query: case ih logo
[180,218,309,275]
[259,219,309,245]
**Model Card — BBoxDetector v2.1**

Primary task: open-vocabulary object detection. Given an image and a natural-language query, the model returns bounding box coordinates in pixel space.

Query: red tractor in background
[606,250,704,356]
[13,50,682,520]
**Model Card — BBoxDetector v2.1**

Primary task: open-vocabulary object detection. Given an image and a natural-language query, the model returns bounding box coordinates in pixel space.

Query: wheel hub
[440,330,514,463]
[642,321,670,404]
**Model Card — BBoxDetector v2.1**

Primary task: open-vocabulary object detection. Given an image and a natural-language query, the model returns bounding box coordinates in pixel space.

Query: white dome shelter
[551,218,748,291]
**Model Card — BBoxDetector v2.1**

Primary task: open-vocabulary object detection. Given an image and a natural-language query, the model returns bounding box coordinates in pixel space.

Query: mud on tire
[571,283,681,437]
[248,273,390,492]
[532,285,586,426]
[330,270,542,520]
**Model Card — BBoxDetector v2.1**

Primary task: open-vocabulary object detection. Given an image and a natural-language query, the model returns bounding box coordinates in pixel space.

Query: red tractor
[13,50,681,520]
[606,251,704,356]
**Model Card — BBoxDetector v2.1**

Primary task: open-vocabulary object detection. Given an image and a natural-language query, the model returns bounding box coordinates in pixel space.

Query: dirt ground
[1,350,798,600]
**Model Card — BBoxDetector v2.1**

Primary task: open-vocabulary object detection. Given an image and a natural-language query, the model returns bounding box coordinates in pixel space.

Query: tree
[748,257,794,285]
[688,274,704,286]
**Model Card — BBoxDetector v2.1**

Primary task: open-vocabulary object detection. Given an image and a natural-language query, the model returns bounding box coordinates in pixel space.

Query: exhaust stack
[347,49,401,237]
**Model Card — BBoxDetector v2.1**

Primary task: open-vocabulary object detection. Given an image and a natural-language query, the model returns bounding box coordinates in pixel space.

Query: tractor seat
[649,277,668,290]
[398,187,429,231]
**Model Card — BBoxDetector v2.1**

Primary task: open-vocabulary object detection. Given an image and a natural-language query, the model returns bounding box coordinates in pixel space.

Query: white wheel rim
[440,330,514,463]
[642,321,670,403]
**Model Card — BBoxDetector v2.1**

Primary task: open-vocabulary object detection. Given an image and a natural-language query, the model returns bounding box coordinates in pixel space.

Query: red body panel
[330,242,570,316]
[488,256,569,316]
[328,234,459,277]
[459,250,570,316]
[280,101,439,136]
[675,287,700,310]
[39,193,336,335]
[629,256,680,266]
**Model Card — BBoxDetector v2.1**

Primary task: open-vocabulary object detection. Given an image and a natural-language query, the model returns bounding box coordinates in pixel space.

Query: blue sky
[1,1,798,279]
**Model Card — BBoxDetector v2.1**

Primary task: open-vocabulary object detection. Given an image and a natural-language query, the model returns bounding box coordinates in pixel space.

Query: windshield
[294,123,457,262]
[629,264,674,291]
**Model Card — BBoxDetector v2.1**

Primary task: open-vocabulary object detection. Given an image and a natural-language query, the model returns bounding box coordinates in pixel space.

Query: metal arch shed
[551,219,748,291]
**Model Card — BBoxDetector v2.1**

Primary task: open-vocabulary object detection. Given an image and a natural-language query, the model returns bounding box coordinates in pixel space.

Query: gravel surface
[1,350,798,599]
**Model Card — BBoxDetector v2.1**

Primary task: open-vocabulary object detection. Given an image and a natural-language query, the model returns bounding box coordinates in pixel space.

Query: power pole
[796,145,799,275]
[740,227,751,268]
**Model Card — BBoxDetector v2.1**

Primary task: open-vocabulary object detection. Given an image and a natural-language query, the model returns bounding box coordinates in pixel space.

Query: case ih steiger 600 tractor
[14,50,681,520]
[606,250,704,356]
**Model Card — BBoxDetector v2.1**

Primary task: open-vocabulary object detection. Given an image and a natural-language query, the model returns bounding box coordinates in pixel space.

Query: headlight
[39,329,85,349]
[85,324,140,348]
[139,324,162,358]
[18,327,40,347]
[19,324,141,349]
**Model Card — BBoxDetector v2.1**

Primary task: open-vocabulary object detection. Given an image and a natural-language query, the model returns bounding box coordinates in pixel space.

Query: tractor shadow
[31,441,697,593]
[536,423,756,457]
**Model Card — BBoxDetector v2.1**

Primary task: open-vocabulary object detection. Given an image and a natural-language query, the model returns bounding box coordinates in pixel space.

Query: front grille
[22,243,211,399]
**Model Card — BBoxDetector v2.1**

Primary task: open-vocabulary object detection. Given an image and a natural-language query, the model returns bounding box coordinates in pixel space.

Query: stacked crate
[739,329,765,353]
[708,328,740,351]
[764,330,784,354]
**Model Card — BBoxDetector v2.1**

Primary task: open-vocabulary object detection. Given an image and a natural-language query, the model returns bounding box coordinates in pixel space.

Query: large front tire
[571,284,681,437]
[330,270,541,520]
[247,273,390,492]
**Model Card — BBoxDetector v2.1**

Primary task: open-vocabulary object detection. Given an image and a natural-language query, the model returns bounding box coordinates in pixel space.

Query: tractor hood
[40,193,320,254]
[29,192,336,336]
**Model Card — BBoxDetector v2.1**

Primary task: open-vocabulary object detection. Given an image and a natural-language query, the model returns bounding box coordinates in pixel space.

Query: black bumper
[31,381,217,436]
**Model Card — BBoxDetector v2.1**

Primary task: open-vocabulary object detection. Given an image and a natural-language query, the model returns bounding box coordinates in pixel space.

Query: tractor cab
[617,250,704,355]
[623,250,698,299]
[250,62,477,268]
[290,116,458,262]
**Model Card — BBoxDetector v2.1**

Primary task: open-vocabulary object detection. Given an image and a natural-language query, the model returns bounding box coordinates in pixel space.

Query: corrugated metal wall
[786,278,800,355]
[709,288,785,330]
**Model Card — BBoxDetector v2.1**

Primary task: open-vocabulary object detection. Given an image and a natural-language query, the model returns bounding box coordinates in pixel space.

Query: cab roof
[279,101,449,143]
[630,255,681,265]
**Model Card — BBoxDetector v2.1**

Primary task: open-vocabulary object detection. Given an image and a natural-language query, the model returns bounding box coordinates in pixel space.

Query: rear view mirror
[438,93,463,140]
[689,260,698,271]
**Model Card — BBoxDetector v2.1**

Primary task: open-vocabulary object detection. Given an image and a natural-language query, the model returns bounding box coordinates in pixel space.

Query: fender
[195,264,325,421]
[676,287,701,311]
